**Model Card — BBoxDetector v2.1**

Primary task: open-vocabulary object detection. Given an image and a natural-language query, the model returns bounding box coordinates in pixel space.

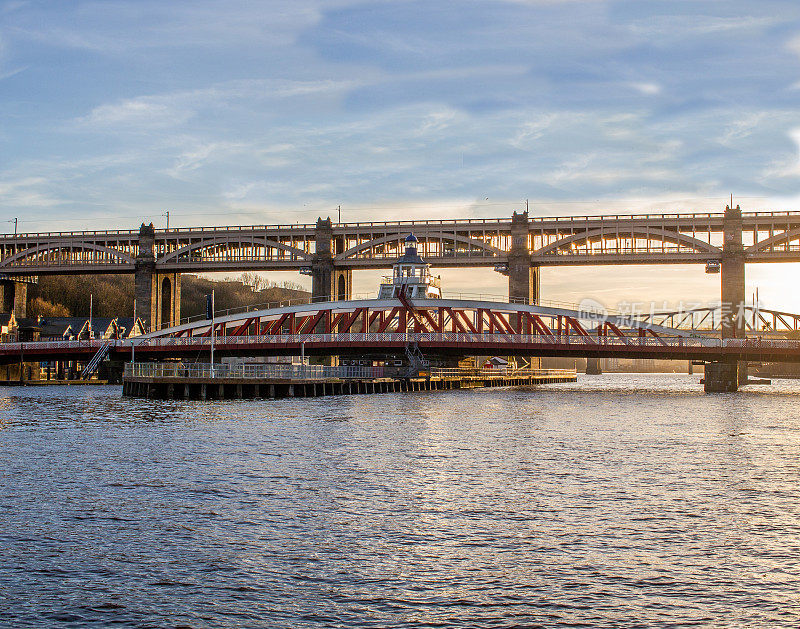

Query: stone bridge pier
[507,210,541,369]
[706,204,747,392]
[311,217,352,303]
[0,279,28,319]
[134,223,181,332]
[508,211,540,305]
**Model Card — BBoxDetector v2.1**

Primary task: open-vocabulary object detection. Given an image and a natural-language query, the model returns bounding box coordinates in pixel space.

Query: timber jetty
[122,362,576,400]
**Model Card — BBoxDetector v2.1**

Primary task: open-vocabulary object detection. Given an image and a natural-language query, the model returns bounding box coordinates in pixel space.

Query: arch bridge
[1,206,798,337]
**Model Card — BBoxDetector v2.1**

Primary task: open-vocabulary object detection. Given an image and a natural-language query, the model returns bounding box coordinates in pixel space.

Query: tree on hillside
[28,273,309,319]
[28,297,70,317]
[31,275,134,318]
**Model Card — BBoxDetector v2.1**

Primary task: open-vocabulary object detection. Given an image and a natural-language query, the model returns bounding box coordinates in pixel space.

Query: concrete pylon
[134,223,181,331]
[508,211,539,305]
[311,217,351,303]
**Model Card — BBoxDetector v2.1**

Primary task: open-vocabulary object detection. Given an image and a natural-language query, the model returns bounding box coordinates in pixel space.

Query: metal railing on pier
[429,367,575,378]
[124,363,577,382]
[124,362,386,381]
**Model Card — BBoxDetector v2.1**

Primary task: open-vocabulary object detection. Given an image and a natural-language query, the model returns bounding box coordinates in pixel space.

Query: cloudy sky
[1,0,800,309]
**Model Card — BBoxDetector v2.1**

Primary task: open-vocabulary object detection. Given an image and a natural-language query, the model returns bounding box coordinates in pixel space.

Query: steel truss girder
[136,298,707,345]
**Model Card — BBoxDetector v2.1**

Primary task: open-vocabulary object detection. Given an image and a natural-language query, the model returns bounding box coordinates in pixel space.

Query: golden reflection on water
[2,377,800,626]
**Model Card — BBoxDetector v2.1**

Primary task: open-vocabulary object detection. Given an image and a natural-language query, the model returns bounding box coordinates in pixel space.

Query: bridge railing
[0,338,110,352]
[6,332,800,353]
[129,332,726,348]
[152,332,800,349]
[5,210,800,241]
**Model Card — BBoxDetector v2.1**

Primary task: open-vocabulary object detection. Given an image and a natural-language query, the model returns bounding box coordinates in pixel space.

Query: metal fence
[124,362,385,380]
[429,367,575,378]
[124,362,576,381]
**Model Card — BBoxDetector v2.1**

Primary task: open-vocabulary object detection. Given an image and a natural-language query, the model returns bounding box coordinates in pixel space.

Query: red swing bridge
[5,293,800,393]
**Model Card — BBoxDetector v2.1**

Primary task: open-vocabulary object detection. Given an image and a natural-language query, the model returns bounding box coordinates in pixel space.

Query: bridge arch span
[158,237,311,266]
[746,227,800,255]
[534,227,722,257]
[0,242,135,269]
[336,232,502,261]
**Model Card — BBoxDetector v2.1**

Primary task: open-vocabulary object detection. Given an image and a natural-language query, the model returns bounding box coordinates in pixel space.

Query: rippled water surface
[2,374,800,628]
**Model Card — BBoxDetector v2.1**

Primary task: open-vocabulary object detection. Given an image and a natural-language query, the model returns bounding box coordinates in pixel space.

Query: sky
[1,0,800,310]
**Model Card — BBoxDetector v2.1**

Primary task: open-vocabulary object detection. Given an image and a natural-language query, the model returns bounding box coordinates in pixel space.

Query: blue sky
[2,0,800,308]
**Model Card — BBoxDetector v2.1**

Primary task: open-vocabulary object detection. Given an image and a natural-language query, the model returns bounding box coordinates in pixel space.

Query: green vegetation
[27,273,309,318]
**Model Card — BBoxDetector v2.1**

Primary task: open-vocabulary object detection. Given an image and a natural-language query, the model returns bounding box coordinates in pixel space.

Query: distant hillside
[179,274,309,319]
[27,273,309,319]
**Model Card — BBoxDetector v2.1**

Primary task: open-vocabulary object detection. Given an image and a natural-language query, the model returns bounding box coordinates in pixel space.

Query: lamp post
[210,290,215,378]
[131,298,136,366]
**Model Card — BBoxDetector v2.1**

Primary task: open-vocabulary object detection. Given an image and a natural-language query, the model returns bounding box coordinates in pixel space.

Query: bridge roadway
[3,298,800,368]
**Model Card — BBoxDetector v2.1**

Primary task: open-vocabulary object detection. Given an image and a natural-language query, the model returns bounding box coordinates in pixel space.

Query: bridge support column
[721,204,745,338]
[332,268,352,301]
[314,264,352,302]
[135,222,156,332]
[135,222,181,332]
[312,217,333,303]
[0,280,27,318]
[585,357,602,375]
[152,272,181,330]
[704,361,740,393]
[721,204,747,386]
[508,211,539,304]
[507,210,540,369]
[312,217,352,302]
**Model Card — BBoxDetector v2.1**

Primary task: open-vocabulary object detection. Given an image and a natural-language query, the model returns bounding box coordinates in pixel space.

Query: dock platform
[122,363,577,400]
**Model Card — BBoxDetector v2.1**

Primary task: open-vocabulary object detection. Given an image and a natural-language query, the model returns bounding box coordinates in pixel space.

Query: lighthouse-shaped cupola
[378,233,442,299]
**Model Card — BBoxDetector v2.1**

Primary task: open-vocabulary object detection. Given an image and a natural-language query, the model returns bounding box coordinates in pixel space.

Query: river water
[1,374,800,628]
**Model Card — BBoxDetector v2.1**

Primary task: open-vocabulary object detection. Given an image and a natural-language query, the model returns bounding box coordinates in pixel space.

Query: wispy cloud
[5,1,328,53]
[72,77,361,133]
[628,14,783,39]
[2,0,800,234]
[629,82,661,96]
[720,113,767,146]
[77,97,192,129]
[761,128,800,179]
[0,176,62,208]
